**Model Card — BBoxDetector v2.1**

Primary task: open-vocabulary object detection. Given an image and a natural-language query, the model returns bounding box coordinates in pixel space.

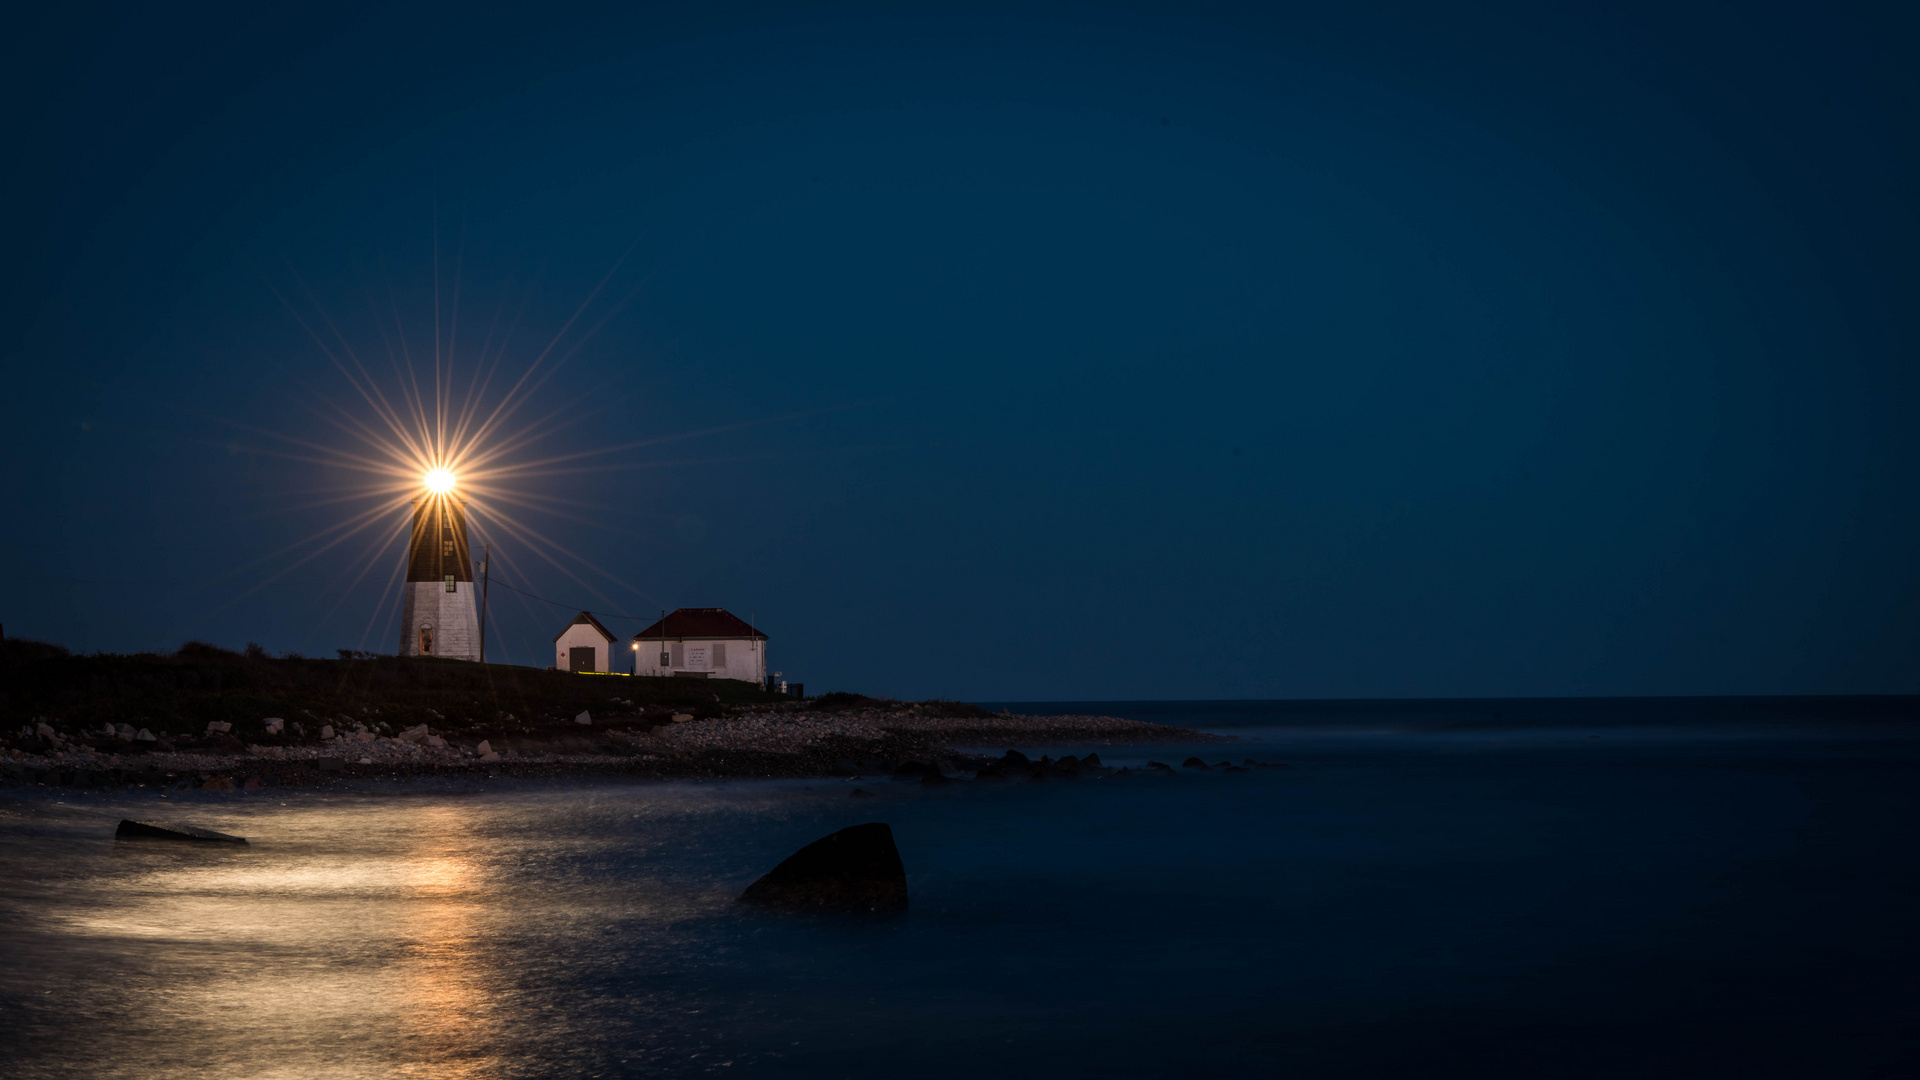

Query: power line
[484,577,659,622]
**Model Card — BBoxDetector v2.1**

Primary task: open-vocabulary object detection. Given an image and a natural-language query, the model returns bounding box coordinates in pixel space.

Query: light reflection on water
[3,717,1919,1078]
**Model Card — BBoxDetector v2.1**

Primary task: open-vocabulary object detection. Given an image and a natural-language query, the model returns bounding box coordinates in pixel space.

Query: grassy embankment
[0,637,789,749]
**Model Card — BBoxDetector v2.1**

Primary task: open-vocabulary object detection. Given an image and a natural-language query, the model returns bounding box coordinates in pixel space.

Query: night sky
[4,1,1916,700]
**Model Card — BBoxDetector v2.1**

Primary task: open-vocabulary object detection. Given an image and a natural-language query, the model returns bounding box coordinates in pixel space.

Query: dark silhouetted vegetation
[0,637,787,741]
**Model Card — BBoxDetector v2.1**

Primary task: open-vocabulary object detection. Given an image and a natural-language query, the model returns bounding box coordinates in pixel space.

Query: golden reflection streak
[391,804,499,1080]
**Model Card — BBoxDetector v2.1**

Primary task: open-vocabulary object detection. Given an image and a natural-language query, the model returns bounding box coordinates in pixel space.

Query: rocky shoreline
[3,707,1222,793]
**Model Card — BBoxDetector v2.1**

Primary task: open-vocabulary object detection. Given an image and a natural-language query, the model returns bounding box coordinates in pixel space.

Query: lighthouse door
[569,646,597,673]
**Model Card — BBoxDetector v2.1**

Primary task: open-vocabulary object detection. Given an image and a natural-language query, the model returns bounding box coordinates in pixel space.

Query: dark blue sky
[4,1,1916,699]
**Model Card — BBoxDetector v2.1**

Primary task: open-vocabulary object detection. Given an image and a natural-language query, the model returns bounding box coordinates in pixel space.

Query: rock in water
[116,820,248,844]
[738,823,907,915]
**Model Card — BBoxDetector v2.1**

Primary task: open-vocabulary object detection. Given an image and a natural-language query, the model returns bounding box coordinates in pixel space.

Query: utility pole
[477,545,490,665]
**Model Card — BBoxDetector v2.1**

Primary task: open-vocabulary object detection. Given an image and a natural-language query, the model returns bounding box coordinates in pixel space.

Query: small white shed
[631,608,767,684]
[553,611,617,673]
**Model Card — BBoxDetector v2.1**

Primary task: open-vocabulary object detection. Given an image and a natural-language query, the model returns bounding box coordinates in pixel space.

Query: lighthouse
[398,469,480,660]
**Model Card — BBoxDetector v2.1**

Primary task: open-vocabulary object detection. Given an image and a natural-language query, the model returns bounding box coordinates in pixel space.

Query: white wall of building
[399,580,480,661]
[555,624,614,672]
[633,636,766,684]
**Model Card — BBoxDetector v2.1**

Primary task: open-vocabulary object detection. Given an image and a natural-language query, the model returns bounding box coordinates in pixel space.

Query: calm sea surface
[3,698,1917,1078]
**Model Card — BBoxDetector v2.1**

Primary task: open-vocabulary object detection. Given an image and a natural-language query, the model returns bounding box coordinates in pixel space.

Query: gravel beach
[2,707,1217,790]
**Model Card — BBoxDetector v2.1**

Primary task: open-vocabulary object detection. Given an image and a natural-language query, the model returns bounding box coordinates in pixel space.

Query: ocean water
[2,698,1917,1078]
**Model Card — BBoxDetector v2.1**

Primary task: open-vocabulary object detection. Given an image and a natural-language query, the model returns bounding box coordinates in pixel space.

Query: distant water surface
[2,697,1916,1078]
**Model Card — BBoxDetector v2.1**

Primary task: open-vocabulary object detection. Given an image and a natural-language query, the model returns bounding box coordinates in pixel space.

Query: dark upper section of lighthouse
[406,498,474,583]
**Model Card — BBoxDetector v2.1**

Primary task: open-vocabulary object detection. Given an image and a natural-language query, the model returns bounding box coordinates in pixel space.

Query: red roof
[552,610,617,643]
[631,608,766,641]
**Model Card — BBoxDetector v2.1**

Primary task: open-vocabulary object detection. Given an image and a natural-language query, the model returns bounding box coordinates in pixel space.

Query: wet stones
[738,822,908,915]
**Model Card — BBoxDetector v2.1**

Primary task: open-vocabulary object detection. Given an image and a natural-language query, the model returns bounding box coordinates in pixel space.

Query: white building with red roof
[630,608,768,683]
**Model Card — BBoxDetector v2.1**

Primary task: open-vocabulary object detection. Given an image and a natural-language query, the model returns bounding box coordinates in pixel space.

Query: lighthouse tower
[398,488,481,661]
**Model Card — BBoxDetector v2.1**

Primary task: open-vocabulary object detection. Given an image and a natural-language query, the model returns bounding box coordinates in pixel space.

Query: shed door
[569,646,597,673]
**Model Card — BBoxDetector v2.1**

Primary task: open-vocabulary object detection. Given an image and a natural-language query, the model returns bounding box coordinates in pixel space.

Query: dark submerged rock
[1182,757,1209,769]
[1147,761,1174,772]
[738,822,907,915]
[116,820,248,844]
[850,788,876,798]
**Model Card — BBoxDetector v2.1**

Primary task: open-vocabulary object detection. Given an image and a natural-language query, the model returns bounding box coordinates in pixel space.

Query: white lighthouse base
[399,580,481,661]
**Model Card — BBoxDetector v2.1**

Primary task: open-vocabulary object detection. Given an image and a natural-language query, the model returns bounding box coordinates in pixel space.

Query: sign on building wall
[686,646,709,671]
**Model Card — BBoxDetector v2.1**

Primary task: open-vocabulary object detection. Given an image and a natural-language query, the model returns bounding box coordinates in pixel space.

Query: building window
[445,575,456,593]
[713,642,728,669]
[419,626,434,654]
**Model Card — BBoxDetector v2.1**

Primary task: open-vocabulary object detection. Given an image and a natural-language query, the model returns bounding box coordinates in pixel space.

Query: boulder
[263,718,285,735]
[671,713,694,724]
[476,740,492,755]
[36,722,55,738]
[115,819,248,844]
[1147,761,1174,772]
[1182,757,1209,769]
[319,725,335,740]
[114,723,136,740]
[200,776,237,791]
[206,721,232,734]
[397,724,430,743]
[479,751,501,762]
[738,822,908,915]
[1001,749,1031,766]
[135,728,156,742]
[1083,753,1103,768]
[574,710,593,726]
[425,735,446,748]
